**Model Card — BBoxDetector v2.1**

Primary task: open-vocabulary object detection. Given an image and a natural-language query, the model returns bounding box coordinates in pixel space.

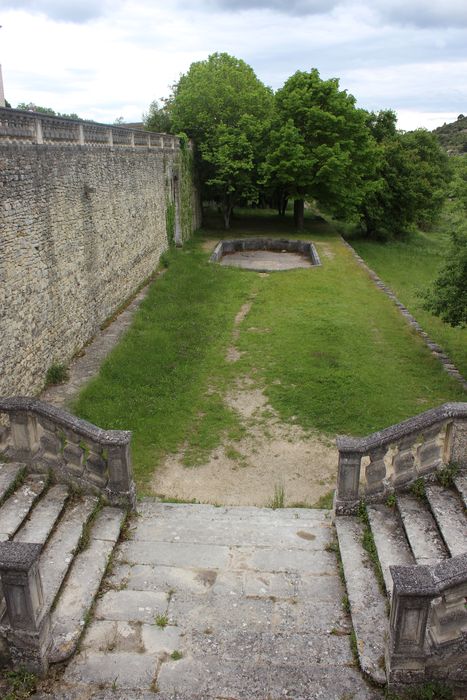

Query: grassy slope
[351,222,467,379]
[72,211,466,489]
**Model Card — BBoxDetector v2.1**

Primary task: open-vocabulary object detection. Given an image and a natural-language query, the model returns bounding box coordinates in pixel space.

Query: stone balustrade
[334,402,467,515]
[0,542,50,674]
[387,553,467,687]
[0,397,135,509]
[0,107,177,149]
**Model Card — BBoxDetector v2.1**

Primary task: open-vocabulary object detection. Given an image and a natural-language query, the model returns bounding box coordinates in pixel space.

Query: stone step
[15,484,69,545]
[49,506,126,663]
[0,462,26,504]
[454,472,467,508]
[396,494,448,565]
[367,504,414,596]
[425,484,467,558]
[335,516,387,686]
[39,496,99,610]
[0,475,47,541]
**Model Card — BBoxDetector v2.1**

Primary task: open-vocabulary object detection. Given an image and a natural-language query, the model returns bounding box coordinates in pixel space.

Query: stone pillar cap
[0,542,42,571]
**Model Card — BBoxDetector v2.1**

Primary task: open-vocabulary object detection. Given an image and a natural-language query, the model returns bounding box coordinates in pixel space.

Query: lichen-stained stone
[0,140,200,399]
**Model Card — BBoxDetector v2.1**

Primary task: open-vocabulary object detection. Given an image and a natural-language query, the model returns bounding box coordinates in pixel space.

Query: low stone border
[342,237,467,391]
[210,238,321,266]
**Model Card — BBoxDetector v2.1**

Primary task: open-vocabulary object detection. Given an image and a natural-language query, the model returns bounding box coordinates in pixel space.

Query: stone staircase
[0,461,126,670]
[334,402,467,690]
[0,397,135,675]
[336,474,467,685]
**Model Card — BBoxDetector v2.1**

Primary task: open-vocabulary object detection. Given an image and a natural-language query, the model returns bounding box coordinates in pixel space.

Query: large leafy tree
[262,69,375,229]
[359,111,452,238]
[423,230,467,327]
[168,52,273,228]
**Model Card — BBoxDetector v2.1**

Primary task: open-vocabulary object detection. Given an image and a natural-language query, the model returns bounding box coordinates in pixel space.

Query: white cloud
[0,1,465,129]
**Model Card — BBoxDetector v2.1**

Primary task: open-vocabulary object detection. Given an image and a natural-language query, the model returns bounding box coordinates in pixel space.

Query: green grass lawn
[351,222,467,378]
[72,209,466,490]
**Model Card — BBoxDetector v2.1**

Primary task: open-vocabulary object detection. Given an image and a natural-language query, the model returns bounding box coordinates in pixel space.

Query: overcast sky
[0,0,465,131]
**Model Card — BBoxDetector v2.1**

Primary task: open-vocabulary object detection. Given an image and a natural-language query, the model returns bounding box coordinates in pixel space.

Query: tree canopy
[145,55,453,236]
[262,69,375,228]
[358,111,451,239]
[162,53,273,228]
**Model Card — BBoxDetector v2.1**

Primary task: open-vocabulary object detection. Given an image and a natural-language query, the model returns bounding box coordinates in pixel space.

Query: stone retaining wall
[0,108,200,397]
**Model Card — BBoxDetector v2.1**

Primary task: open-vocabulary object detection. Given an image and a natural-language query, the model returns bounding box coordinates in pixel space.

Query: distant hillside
[433,114,467,155]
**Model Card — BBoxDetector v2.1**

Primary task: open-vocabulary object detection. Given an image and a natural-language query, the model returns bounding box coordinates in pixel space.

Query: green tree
[169,52,273,228]
[423,230,467,327]
[144,99,173,133]
[262,69,374,229]
[16,102,81,120]
[359,113,451,238]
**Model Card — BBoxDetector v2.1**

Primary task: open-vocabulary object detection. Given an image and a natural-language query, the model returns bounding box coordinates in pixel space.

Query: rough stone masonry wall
[0,116,200,398]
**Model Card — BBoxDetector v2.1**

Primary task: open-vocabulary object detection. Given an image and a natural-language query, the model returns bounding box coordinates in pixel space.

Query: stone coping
[337,402,467,454]
[210,237,321,266]
[0,397,131,446]
[0,541,42,572]
[390,552,467,596]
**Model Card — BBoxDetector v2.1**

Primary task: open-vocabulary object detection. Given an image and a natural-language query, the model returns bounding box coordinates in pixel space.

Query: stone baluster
[107,441,136,509]
[9,410,39,463]
[34,117,43,144]
[386,564,434,685]
[0,542,50,675]
[108,127,114,148]
[334,448,362,514]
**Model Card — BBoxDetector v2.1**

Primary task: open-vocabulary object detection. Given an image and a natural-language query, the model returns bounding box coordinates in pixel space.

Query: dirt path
[152,290,337,507]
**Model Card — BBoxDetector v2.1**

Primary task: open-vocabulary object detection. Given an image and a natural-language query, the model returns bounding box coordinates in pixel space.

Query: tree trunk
[294,198,304,230]
[278,194,288,217]
[223,202,233,229]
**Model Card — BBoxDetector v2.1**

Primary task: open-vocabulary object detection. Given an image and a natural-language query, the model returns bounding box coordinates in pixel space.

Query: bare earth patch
[152,381,337,507]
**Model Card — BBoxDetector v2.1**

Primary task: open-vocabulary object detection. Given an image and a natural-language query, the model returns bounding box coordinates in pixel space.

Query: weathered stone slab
[426,484,467,557]
[39,496,98,609]
[367,504,414,596]
[95,589,168,623]
[89,506,125,542]
[0,463,25,503]
[15,484,69,545]
[131,517,331,549]
[335,516,388,686]
[64,651,157,689]
[118,540,230,569]
[141,624,182,655]
[397,494,448,565]
[49,512,124,663]
[249,546,336,574]
[0,476,46,540]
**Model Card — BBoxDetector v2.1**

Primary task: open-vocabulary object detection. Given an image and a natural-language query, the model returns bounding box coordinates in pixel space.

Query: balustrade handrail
[337,402,467,454]
[388,553,467,681]
[0,396,131,446]
[0,396,135,509]
[390,552,467,597]
[0,106,179,148]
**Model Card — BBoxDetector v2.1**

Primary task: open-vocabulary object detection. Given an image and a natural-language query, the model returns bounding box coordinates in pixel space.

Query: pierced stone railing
[0,397,135,509]
[387,553,467,688]
[334,402,467,515]
[0,107,177,150]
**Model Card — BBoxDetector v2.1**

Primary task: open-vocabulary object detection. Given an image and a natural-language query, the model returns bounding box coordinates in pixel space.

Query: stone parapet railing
[387,553,467,688]
[0,397,135,509]
[0,107,178,150]
[334,402,467,515]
